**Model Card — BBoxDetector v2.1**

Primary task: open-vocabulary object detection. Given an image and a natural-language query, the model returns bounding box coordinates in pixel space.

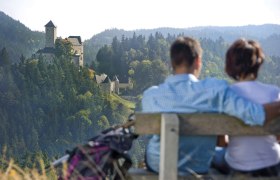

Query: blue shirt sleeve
[219,86,265,126]
[142,86,157,112]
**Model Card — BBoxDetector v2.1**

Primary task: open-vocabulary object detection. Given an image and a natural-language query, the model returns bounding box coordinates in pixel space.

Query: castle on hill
[36,21,84,66]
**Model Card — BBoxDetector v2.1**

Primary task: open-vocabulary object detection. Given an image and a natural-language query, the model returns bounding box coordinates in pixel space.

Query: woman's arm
[263,101,280,125]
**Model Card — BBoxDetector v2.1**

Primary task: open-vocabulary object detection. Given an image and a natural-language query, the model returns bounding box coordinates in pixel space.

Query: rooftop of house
[67,36,82,45]
[94,74,109,84]
[113,75,119,82]
[45,20,56,28]
[36,47,56,54]
[102,76,111,83]
[94,74,130,84]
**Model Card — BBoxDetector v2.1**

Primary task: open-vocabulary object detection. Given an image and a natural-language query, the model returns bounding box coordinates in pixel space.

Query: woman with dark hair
[214,39,280,177]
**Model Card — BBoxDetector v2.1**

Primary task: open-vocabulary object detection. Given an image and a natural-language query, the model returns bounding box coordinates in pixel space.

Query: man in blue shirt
[142,37,280,175]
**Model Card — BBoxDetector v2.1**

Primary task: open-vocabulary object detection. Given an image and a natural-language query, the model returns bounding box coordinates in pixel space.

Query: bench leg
[160,114,179,180]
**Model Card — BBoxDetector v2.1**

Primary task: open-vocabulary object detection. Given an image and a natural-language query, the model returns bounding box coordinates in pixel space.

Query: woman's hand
[217,135,229,147]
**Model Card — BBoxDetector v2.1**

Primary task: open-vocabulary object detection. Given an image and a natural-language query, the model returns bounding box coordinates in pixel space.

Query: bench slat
[134,113,280,135]
[159,114,179,180]
[128,168,280,180]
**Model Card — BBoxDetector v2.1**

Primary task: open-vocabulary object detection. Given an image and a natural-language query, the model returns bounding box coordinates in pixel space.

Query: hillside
[0,11,44,62]
[84,25,280,65]
[0,52,136,165]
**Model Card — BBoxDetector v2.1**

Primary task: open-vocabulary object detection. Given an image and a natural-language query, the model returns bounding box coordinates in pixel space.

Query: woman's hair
[225,39,265,80]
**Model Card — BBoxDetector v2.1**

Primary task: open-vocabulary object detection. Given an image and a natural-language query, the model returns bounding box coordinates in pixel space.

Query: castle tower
[45,20,57,48]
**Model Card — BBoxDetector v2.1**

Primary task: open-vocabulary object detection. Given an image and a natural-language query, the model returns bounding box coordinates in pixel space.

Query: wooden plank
[159,114,179,180]
[129,174,280,180]
[134,113,280,135]
[128,169,280,180]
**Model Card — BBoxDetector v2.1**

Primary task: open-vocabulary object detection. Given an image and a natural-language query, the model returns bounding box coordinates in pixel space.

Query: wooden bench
[129,113,280,180]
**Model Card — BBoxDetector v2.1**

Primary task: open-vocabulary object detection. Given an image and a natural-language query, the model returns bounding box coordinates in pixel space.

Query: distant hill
[0,11,44,62]
[260,34,280,57]
[84,25,280,64]
[0,11,279,64]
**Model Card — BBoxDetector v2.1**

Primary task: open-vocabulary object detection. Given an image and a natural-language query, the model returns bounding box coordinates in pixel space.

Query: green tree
[55,39,73,58]
[0,48,10,66]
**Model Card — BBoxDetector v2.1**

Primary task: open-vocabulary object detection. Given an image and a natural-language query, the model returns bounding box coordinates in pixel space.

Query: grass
[0,159,58,180]
[109,93,136,109]
[1,156,275,179]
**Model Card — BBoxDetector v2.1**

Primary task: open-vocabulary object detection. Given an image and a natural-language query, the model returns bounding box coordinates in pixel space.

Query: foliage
[95,33,280,96]
[130,59,169,94]
[84,25,280,65]
[0,48,133,166]
[55,39,74,58]
[95,33,171,95]
[109,94,135,109]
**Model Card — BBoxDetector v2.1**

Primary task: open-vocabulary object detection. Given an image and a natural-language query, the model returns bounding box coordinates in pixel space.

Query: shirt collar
[165,73,199,83]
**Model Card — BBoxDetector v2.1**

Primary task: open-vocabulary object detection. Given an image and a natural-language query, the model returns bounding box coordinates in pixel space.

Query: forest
[93,33,280,96]
[84,25,280,65]
[0,47,136,167]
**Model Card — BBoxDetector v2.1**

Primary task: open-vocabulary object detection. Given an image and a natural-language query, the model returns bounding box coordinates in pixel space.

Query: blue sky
[0,0,280,39]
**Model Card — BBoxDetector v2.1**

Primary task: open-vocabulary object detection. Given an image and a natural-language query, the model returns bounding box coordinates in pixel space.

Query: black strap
[113,153,132,180]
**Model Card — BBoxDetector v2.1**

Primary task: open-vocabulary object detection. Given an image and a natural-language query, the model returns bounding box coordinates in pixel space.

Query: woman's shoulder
[254,81,280,92]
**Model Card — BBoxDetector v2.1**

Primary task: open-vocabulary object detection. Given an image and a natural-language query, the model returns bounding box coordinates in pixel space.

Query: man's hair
[170,37,203,67]
[225,39,265,80]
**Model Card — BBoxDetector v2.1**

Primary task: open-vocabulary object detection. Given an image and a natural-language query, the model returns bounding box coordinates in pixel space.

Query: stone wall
[45,27,57,48]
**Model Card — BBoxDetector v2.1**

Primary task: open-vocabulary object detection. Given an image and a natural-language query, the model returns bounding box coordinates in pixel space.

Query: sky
[0,0,280,40]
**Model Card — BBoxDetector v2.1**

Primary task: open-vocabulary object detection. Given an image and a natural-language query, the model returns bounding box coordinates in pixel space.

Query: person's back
[144,74,225,175]
[218,39,280,176]
[226,81,280,171]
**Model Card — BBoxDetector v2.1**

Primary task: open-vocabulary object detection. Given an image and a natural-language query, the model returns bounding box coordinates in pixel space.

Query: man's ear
[171,61,177,70]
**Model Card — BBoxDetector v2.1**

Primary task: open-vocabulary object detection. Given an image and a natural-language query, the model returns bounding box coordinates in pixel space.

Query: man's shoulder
[143,78,229,92]
[142,85,161,112]
[200,78,229,88]
[143,85,160,97]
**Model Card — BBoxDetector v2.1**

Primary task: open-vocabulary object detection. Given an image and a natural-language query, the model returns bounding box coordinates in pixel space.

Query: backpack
[54,119,137,180]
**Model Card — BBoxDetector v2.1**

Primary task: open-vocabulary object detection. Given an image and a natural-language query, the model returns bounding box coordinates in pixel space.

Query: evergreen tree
[0,48,10,66]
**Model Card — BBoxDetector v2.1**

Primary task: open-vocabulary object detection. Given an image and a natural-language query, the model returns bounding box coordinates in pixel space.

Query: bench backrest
[134,113,280,135]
